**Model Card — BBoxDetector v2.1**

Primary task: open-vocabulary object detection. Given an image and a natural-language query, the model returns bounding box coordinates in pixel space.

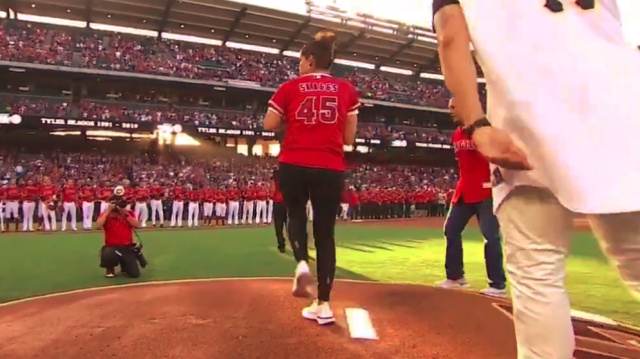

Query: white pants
[497,186,640,359]
[150,199,163,225]
[171,201,184,227]
[242,200,254,224]
[216,202,227,218]
[267,200,273,223]
[135,202,148,227]
[100,201,108,215]
[340,203,349,220]
[21,201,35,231]
[306,200,313,222]
[40,202,56,231]
[228,201,239,224]
[82,201,94,229]
[61,202,77,231]
[188,202,199,227]
[5,201,19,220]
[203,202,214,217]
[0,203,3,231]
[255,200,267,224]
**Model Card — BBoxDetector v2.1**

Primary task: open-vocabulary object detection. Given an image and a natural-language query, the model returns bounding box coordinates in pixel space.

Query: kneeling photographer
[97,186,148,278]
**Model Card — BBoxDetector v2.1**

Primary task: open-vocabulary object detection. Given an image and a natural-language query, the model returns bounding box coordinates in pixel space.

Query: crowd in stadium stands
[0,94,454,144]
[0,20,469,108]
[0,152,457,232]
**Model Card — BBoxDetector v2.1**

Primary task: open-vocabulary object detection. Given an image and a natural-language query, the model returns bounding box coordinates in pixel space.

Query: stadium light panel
[282,51,300,58]
[380,66,413,75]
[17,13,85,27]
[226,42,280,54]
[162,33,222,46]
[90,23,157,37]
[334,59,375,69]
[0,11,6,18]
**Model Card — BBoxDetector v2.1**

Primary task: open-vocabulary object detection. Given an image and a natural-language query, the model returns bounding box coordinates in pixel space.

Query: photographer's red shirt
[103,210,135,246]
[268,73,361,172]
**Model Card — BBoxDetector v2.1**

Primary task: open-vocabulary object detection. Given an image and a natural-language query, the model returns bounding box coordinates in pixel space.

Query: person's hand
[471,127,532,171]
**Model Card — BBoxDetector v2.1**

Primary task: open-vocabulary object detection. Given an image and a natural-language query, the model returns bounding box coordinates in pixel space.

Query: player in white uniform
[433,0,640,358]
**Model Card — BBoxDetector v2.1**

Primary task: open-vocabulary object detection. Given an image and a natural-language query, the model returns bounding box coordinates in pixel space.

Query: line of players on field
[0,176,279,232]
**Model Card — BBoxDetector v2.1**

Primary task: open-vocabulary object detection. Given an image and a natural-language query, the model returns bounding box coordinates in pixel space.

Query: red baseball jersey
[172,187,186,201]
[23,185,40,202]
[150,186,163,200]
[5,185,21,201]
[452,127,492,204]
[254,189,268,201]
[243,189,256,201]
[40,185,57,202]
[136,188,150,202]
[227,189,240,201]
[0,188,5,201]
[61,186,78,203]
[97,187,112,201]
[202,189,215,203]
[80,186,95,202]
[215,190,227,203]
[187,190,201,202]
[268,73,361,171]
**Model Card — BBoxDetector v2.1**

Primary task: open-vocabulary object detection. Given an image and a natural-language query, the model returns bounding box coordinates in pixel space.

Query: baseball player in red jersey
[60,179,78,231]
[241,184,255,225]
[339,188,350,221]
[254,183,268,224]
[0,185,5,232]
[201,184,215,226]
[39,177,57,231]
[186,186,201,228]
[170,184,186,227]
[4,179,21,232]
[134,183,150,227]
[263,30,361,325]
[122,181,135,211]
[214,186,227,226]
[97,181,112,215]
[22,179,39,232]
[80,182,96,230]
[149,181,164,227]
[226,184,240,225]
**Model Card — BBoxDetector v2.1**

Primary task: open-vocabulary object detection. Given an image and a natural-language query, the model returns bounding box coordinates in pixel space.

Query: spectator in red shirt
[263,31,361,325]
[97,201,142,278]
[21,179,39,232]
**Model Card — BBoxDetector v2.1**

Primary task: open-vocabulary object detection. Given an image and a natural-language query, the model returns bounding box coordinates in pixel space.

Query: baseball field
[0,218,638,359]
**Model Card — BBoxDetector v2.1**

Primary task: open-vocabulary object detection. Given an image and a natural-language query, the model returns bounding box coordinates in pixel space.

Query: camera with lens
[131,242,148,268]
[109,186,128,209]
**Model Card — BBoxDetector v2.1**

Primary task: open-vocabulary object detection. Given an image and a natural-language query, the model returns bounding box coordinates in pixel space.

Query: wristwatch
[463,117,492,137]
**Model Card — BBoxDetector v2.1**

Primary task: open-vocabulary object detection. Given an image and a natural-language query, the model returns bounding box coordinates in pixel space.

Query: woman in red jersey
[263,30,360,325]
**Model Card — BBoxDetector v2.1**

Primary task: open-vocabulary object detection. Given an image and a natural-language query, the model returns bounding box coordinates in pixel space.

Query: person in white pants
[227,187,240,225]
[215,196,227,225]
[39,178,57,231]
[254,184,268,224]
[242,188,255,225]
[134,184,150,228]
[202,185,214,226]
[21,179,38,232]
[187,187,201,227]
[0,201,3,233]
[60,179,78,231]
[266,198,273,224]
[170,185,186,227]
[80,183,96,230]
[149,181,164,227]
[4,179,21,232]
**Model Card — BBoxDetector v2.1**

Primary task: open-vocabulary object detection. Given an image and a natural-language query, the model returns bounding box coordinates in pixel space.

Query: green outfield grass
[0,225,637,326]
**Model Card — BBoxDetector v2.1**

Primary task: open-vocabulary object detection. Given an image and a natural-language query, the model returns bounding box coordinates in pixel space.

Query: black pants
[100,245,140,278]
[273,201,288,249]
[279,163,343,302]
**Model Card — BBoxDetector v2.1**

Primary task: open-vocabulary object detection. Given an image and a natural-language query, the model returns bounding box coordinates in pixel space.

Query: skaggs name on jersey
[299,82,339,93]
[454,139,476,152]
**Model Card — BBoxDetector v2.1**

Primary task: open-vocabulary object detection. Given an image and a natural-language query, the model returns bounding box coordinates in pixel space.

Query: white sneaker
[480,287,507,298]
[435,278,469,289]
[302,300,335,325]
[292,261,313,298]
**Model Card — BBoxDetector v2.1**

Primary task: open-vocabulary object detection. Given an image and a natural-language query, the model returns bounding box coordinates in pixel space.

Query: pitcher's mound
[0,279,637,359]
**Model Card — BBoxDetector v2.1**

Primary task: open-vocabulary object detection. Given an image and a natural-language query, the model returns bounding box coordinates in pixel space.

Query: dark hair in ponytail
[301,30,337,70]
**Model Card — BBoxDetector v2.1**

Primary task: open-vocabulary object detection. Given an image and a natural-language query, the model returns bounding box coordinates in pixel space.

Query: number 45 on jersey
[296,96,338,125]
